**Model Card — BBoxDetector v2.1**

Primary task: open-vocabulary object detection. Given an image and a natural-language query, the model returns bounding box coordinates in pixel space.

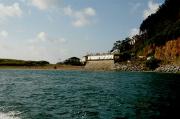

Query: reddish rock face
[138,38,180,65]
[154,38,180,62]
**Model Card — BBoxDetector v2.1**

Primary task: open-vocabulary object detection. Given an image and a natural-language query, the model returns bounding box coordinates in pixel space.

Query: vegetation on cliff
[140,0,180,46]
[112,0,180,63]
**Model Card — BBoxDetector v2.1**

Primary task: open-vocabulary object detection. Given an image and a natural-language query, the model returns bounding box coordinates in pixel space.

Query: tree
[112,37,133,53]
[140,0,180,46]
[63,57,82,66]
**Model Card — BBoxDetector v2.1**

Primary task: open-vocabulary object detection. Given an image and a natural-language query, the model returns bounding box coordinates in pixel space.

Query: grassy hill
[0,59,50,66]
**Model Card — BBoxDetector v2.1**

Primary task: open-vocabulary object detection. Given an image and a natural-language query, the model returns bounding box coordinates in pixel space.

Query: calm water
[0,70,180,119]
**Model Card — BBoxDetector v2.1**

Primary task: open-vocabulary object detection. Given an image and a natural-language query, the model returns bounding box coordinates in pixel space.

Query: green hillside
[0,59,49,66]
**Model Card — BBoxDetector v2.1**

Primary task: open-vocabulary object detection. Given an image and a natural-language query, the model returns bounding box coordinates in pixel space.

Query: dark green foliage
[113,52,132,62]
[131,34,147,53]
[140,0,180,46]
[112,37,136,62]
[26,61,50,66]
[145,57,160,70]
[63,57,82,66]
[119,52,131,61]
[112,37,133,53]
[56,62,64,65]
[0,59,49,66]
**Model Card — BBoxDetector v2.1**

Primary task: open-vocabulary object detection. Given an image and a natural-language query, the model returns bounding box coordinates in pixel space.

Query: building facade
[81,53,120,64]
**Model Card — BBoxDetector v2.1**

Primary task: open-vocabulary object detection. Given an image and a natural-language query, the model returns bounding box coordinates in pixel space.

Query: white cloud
[143,0,160,19]
[129,28,139,37]
[27,32,68,63]
[73,17,90,27]
[64,6,96,27]
[84,7,96,16]
[30,0,59,10]
[0,30,8,39]
[36,32,67,43]
[64,6,73,16]
[0,3,22,20]
[0,31,68,63]
[37,32,47,42]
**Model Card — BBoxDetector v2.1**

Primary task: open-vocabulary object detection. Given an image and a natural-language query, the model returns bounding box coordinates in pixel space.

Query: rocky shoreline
[114,63,180,73]
[1,63,179,73]
[114,63,146,72]
[155,65,180,73]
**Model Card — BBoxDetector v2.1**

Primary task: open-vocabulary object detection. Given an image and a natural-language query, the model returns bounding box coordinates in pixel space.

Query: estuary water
[0,70,180,119]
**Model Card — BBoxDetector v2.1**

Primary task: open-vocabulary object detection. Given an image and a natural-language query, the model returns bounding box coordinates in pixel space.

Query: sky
[0,0,165,63]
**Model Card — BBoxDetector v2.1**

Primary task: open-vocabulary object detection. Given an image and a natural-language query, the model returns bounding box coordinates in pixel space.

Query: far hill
[0,59,50,66]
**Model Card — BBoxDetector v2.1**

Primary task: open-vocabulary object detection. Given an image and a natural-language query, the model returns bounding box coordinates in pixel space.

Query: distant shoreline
[0,65,84,71]
[0,64,179,74]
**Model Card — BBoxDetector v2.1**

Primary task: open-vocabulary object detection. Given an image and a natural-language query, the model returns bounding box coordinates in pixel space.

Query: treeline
[140,0,180,46]
[0,59,49,66]
[57,57,83,66]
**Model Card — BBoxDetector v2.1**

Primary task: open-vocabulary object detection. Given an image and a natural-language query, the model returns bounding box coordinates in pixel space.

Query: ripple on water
[0,70,180,119]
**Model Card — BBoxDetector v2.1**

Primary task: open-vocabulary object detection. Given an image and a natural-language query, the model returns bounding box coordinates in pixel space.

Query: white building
[81,53,120,64]
[87,54,114,61]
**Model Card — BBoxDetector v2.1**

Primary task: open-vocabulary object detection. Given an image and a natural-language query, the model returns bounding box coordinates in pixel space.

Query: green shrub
[63,57,82,66]
[145,57,160,70]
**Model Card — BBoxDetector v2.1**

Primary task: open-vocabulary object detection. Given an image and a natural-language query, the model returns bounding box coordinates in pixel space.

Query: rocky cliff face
[138,38,180,65]
[155,38,180,64]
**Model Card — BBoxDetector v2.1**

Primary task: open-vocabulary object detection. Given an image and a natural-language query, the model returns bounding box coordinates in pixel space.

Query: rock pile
[114,63,146,71]
[155,65,180,73]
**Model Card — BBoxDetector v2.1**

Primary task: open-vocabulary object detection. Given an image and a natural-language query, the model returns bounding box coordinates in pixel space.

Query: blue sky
[0,0,164,63]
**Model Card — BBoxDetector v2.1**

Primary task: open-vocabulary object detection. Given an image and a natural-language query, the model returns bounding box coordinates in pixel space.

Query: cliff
[137,0,180,64]
[112,0,180,64]
[155,38,180,64]
[138,38,180,65]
